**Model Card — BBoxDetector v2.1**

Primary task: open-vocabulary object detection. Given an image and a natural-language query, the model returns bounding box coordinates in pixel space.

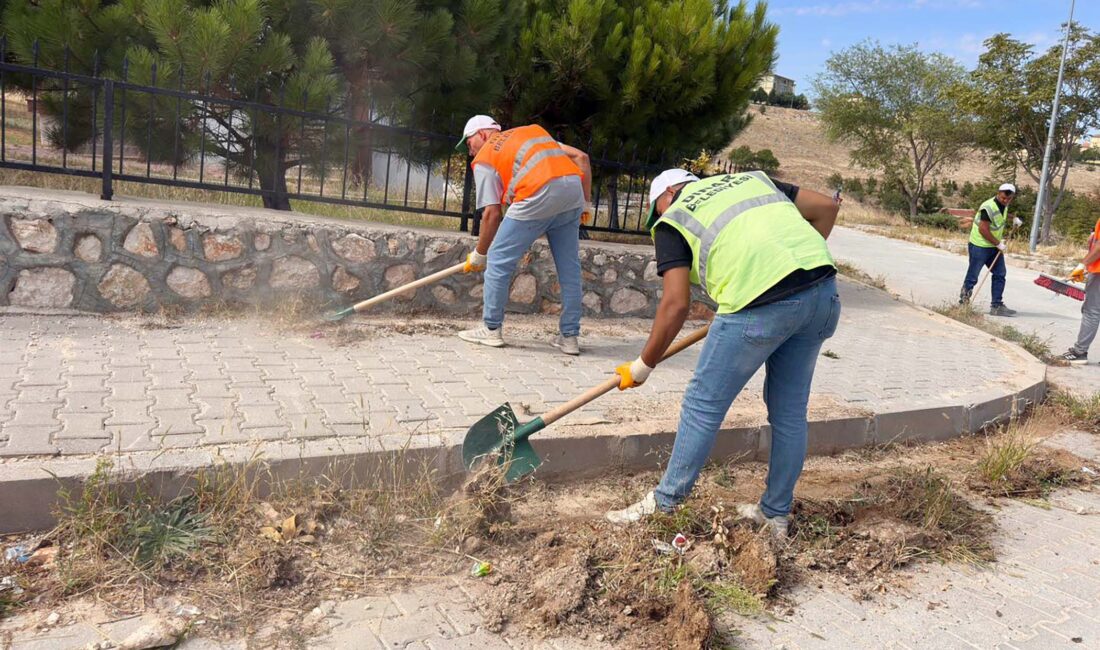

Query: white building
[758,73,796,96]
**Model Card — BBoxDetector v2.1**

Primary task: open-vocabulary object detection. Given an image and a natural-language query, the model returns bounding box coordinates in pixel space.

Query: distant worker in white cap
[605,169,841,537]
[959,183,1024,316]
[454,115,593,355]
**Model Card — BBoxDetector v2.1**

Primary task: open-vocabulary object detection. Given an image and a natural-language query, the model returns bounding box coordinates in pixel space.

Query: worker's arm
[475,203,503,255]
[616,266,691,389]
[559,143,592,203]
[793,187,840,240]
[1082,241,1100,267]
[978,220,1000,247]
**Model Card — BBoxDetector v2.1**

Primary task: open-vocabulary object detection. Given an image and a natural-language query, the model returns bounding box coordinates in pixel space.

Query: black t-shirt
[653,178,836,310]
[979,198,1008,222]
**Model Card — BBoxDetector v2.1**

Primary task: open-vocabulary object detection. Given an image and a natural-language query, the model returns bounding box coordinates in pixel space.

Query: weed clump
[934,302,1053,362]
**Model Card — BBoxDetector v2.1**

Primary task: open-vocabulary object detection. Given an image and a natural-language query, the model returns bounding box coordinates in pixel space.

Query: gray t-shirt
[474,164,584,221]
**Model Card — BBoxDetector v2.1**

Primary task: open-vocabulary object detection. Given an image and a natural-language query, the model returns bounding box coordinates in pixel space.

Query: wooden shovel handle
[351,262,467,313]
[540,324,711,427]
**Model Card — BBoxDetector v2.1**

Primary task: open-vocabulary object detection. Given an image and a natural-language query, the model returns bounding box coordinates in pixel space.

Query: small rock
[45,612,60,626]
[75,234,103,262]
[202,233,244,261]
[116,616,186,650]
[11,218,58,253]
[509,273,537,304]
[622,605,634,616]
[123,222,159,257]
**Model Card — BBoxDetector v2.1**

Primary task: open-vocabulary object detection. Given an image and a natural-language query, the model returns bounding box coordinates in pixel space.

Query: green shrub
[913,212,959,230]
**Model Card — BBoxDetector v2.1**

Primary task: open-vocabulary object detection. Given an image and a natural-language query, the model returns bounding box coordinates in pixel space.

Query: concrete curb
[0,371,1045,534]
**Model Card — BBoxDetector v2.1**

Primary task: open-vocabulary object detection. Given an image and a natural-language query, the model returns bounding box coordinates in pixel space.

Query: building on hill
[758,73,796,96]
[1082,135,1100,151]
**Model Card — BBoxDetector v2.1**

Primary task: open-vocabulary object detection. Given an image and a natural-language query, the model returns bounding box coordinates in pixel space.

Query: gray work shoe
[457,324,505,347]
[736,503,790,539]
[605,490,658,525]
[989,304,1017,317]
[551,334,580,356]
[958,286,972,305]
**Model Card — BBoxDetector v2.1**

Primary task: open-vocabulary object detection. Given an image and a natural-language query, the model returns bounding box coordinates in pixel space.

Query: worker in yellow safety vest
[605,169,840,538]
[958,183,1024,316]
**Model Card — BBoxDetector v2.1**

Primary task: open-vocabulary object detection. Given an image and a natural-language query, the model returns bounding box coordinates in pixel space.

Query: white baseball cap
[646,169,700,227]
[998,183,1016,194]
[456,115,501,150]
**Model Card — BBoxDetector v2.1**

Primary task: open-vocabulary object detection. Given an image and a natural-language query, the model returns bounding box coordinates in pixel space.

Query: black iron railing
[0,43,740,235]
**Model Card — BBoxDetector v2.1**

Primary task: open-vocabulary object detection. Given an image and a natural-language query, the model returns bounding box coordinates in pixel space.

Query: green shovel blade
[462,403,544,483]
[322,306,356,322]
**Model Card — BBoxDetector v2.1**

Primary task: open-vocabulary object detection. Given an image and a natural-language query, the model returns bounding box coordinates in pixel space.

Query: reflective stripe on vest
[652,171,835,314]
[471,125,581,206]
[660,177,790,289]
[969,197,1005,248]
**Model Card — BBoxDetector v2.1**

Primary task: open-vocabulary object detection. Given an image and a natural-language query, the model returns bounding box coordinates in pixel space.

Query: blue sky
[767,0,1100,97]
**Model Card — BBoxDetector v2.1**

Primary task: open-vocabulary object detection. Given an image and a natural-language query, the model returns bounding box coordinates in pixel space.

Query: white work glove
[1013,217,1024,227]
[463,250,487,273]
[996,241,1006,251]
[615,357,654,390]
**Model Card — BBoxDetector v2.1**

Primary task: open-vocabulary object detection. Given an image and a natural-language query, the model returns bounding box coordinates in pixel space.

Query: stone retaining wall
[0,187,710,318]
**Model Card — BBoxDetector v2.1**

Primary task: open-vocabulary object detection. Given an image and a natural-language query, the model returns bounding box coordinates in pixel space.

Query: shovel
[323,261,467,321]
[462,324,710,482]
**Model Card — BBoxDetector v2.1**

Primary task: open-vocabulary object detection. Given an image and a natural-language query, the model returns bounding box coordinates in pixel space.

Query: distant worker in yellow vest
[958,183,1024,316]
[455,115,593,355]
[605,169,841,538]
[1060,217,1100,364]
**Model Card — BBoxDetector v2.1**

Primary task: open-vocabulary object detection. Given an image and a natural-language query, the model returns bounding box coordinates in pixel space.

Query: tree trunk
[254,140,291,211]
[909,195,919,222]
[347,73,374,186]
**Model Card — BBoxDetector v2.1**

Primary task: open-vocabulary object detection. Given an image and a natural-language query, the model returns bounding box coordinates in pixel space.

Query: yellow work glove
[615,357,654,390]
[463,251,486,274]
[1070,264,1087,283]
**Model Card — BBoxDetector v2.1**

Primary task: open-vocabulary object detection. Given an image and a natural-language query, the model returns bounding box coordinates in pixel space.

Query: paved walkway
[0,277,1036,461]
[828,226,1094,394]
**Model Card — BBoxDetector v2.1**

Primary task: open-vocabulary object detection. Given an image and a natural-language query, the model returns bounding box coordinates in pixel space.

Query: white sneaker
[736,503,790,539]
[457,325,505,348]
[551,334,580,356]
[605,490,659,525]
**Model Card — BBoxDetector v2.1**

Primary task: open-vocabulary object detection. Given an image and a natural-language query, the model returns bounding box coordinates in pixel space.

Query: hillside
[727,105,1100,200]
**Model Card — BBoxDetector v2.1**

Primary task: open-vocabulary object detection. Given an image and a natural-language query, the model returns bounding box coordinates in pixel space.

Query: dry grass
[933,301,1054,362]
[729,104,1100,196]
[834,259,889,291]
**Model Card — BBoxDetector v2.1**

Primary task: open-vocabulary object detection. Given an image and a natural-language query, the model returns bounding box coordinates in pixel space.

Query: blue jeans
[655,276,841,517]
[483,208,583,336]
[962,243,1006,306]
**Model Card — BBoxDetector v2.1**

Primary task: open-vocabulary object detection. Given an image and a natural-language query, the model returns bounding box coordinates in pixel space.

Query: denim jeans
[655,276,841,518]
[962,243,1006,306]
[483,207,583,336]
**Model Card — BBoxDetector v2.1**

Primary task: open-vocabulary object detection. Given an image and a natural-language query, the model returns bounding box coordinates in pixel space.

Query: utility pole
[1030,0,1076,251]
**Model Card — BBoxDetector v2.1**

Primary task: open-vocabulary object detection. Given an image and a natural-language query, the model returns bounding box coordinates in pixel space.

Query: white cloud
[821,38,833,48]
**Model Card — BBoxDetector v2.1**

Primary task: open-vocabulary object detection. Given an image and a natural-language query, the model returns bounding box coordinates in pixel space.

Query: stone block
[254,232,271,251]
[223,266,257,290]
[168,226,188,252]
[98,264,151,308]
[582,291,602,311]
[74,234,102,261]
[332,233,376,262]
[422,239,454,263]
[431,284,458,306]
[167,266,212,299]
[9,268,75,308]
[271,256,320,290]
[332,266,361,293]
[385,263,417,290]
[509,273,537,304]
[202,232,243,261]
[610,287,648,314]
[806,417,873,456]
[123,222,159,257]
[10,217,57,253]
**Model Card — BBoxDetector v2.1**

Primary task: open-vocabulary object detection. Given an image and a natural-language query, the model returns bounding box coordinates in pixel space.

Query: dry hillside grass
[728,105,1100,199]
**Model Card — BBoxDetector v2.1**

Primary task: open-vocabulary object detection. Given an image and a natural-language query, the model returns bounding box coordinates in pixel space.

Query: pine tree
[496,0,777,161]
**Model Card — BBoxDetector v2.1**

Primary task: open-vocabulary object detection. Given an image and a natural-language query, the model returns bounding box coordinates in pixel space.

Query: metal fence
[0,44,740,235]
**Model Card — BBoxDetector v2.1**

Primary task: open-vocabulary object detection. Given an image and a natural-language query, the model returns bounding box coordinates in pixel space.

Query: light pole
[1030,0,1076,252]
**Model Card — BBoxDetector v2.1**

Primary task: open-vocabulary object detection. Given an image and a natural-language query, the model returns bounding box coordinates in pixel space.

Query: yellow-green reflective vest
[652,171,835,314]
[969,197,1005,248]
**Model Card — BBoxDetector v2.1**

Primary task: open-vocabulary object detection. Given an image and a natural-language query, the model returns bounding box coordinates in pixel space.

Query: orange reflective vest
[471,125,581,206]
[1089,219,1100,274]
